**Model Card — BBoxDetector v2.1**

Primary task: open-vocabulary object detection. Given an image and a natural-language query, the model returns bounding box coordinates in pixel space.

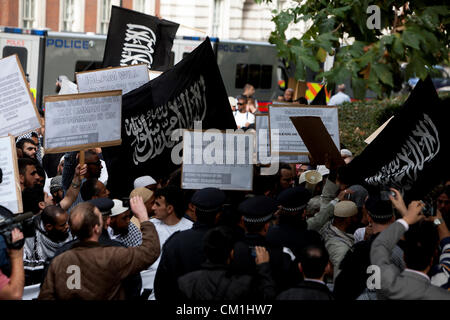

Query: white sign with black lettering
[255,114,309,164]
[269,105,339,155]
[0,136,22,213]
[76,64,149,95]
[0,55,41,137]
[44,91,122,153]
[182,130,253,191]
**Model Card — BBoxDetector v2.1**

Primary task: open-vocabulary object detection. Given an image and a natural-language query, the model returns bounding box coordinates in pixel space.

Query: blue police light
[31,29,47,36]
[4,27,23,34]
[182,36,201,41]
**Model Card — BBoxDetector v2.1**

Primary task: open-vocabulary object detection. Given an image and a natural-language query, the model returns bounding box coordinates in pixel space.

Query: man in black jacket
[178,226,276,300]
[277,244,333,300]
[154,188,226,300]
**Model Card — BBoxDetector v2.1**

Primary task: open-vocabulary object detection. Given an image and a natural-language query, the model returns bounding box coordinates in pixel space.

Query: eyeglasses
[86,160,101,166]
[237,102,245,106]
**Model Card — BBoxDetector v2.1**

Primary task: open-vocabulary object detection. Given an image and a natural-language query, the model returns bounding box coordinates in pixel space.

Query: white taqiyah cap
[133,176,157,189]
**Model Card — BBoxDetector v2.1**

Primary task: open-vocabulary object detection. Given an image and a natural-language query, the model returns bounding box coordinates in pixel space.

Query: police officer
[267,186,323,255]
[230,196,298,294]
[153,188,226,300]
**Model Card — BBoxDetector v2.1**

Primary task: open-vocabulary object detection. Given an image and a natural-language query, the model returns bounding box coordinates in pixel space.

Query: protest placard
[76,64,150,95]
[255,113,309,165]
[290,116,344,167]
[268,104,339,155]
[0,55,41,137]
[181,130,253,191]
[0,136,23,213]
[44,91,122,153]
[59,78,79,95]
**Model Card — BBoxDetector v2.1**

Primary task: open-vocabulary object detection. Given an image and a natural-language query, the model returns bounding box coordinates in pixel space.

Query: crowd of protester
[1,127,449,301]
[0,83,448,300]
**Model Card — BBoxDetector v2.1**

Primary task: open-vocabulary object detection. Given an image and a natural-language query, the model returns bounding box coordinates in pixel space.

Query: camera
[0,206,34,249]
[421,200,435,217]
[380,186,396,201]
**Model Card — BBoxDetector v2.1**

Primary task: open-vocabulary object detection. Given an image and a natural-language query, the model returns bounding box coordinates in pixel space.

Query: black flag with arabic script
[102,38,237,198]
[102,6,179,72]
[345,76,449,202]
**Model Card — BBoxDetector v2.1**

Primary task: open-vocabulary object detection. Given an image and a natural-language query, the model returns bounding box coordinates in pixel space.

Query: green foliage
[256,0,450,99]
[338,96,406,155]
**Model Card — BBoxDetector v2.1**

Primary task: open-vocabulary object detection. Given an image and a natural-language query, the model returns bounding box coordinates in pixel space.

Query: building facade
[0,0,306,41]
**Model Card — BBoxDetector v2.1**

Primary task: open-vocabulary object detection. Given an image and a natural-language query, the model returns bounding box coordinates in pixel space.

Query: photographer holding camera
[0,228,25,300]
[370,188,450,299]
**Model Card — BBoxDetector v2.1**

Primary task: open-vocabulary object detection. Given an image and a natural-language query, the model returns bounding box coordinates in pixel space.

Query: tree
[256,0,449,99]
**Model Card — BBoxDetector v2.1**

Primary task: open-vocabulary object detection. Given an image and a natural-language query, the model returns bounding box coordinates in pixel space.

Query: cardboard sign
[44,91,122,153]
[268,104,339,155]
[182,130,253,191]
[59,78,79,95]
[287,78,307,101]
[76,64,150,95]
[0,55,41,137]
[290,116,344,167]
[0,136,23,213]
[255,114,309,165]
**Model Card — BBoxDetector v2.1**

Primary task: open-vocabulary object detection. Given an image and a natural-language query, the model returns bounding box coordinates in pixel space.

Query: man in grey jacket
[370,190,450,300]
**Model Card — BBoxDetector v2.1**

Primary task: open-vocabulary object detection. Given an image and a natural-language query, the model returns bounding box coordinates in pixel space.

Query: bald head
[70,202,102,241]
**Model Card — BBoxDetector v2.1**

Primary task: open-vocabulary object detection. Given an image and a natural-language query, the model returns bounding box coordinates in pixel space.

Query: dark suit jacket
[276,280,334,300]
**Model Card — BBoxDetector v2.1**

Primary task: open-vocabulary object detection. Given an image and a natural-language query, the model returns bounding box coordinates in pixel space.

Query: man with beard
[23,205,73,285]
[18,158,40,191]
[108,199,142,248]
[319,200,359,281]
[16,138,37,160]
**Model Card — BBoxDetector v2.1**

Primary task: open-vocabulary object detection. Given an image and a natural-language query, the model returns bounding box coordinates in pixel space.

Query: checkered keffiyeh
[16,131,43,164]
[116,222,142,247]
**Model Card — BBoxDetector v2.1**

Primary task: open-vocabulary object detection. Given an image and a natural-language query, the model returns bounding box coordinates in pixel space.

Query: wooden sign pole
[79,150,85,180]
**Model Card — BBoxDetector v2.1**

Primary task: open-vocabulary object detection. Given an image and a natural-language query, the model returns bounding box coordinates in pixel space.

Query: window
[212,0,223,37]
[134,0,146,12]
[22,0,36,29]
[75,60,103,73]
[62,0,75,31]
[100,0,112,34]
[235,64,273,90]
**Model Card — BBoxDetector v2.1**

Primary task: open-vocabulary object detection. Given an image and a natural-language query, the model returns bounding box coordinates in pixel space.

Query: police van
[0,27,285,110]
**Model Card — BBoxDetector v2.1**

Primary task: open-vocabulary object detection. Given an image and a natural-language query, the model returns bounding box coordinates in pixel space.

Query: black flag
[311,85,327,105]
[102,38,237,198]
[102,6,179,71]
[346,77,449,201]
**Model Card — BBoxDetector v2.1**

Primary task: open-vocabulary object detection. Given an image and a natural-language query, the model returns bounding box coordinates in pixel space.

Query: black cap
[238,196,279,223]
[365,194,393,222]
[277,186,311,214]
[88,198,114,216]
[191,188,226,214]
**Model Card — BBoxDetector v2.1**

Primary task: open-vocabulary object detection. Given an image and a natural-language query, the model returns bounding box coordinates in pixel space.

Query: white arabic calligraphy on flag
[120,24,156,68]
